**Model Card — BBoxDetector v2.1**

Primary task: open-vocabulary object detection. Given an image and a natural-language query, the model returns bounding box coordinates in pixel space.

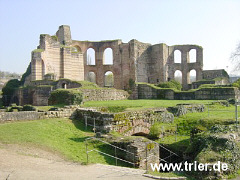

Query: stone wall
[75,108,174,135]
[202,69,229,80]
[195,87,240,100]
[138,83,240,100]
[0,106,79,123]
[14,80,129,106]
[0,111,45,122]
[29,25,204,91]
[80,89,129,102]
[138,83,174,100]
[31,26,84,81]
[111,138,159,169]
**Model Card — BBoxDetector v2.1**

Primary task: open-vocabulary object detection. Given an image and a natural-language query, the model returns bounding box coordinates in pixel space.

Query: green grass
[83,99,214,112]
[0,118,129,166]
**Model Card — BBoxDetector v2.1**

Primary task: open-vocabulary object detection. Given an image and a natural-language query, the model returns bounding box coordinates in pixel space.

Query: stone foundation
[138,83,240,100]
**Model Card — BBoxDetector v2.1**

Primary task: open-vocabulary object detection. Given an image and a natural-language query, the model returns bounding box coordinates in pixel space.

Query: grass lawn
[0,118,129,166]
[83,99,214,112]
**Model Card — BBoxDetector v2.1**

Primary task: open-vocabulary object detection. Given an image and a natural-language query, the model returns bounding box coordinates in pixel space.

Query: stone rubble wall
[80,89,129,102]
[110,138,159,169]
[0,106,174,137]
[138,83,240,100]
[75,108,174,135]
[0,106,79,123]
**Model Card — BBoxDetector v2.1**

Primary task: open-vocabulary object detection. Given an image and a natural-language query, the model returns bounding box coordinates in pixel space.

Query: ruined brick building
[30,25,205,91]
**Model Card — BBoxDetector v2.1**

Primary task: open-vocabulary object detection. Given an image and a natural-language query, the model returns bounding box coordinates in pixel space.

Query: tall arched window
[87,72,96,83]
[86,48,95,65]
[103,48,113,65]
[174,50,181,63]
[189,49,196,63]
[104,71,114,87]
[189,69,196,83]
[174,70,182,84]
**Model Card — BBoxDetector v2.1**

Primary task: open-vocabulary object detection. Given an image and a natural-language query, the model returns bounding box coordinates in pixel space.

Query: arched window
[174,70,182,84]
[72,46,82,53]
[86,48,95,65]
[87,72,96,83]
[174,50,181,63]
[103,48,113,65]
[189,69,196,83]
[104,71,114,87]
[62,83,67,89]
[189,49,196,63]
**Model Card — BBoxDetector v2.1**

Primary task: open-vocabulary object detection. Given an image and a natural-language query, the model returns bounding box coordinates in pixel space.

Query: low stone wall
[0,106,174,137]
[80,89,129,101]
[138,84,240,100]
[15,86,129,106]
[195,88,240,100]
[0,106,79,123]
[0,111,45,122]
[138,84,174,100]
[111,137,159,169]
[75,108,174,135]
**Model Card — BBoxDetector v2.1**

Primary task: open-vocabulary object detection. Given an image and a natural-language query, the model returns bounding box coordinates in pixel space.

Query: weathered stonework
[202,69,229,80]
[29,25,203,91]
[12,80,129,106]
[138,83,240,100]
[110,138,159,169]
[75,108,174,135]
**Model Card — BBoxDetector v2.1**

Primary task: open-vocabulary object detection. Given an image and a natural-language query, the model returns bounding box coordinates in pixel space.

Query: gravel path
[0,143,151,180]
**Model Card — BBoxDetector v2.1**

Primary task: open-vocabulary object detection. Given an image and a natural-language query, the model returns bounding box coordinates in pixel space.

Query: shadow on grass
[70,118,93,133]
[159,137,190,158]
[70,137,133,168]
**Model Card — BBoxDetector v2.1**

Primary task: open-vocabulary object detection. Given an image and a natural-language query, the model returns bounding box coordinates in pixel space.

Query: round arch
[174,70,182,84]
[87,71,96,83]
[72,45,82,53]
[104,71,114,87]
[189,49,196,63]
[189,69,196,83]
[103,48,113,65]
[174,50,181,63]
[86,48,96,65]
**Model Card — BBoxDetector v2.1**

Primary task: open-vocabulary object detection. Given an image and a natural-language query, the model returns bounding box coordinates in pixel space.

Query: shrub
[7,104,23,112]
[48,89,83,105]
[22,104,36,111]
[232,78,240,89]
[2,79,21,106]
[149,123,175,139]
[157,80,182,91]
[149,123,162,139]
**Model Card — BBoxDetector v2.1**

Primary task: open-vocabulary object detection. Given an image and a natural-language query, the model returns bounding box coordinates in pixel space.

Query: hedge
[48,89,83,105]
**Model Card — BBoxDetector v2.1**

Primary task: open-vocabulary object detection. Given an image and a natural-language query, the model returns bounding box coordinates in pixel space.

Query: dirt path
[0,143,151,180]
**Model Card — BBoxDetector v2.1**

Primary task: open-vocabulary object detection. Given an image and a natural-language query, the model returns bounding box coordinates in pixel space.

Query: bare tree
[230,42,240,74]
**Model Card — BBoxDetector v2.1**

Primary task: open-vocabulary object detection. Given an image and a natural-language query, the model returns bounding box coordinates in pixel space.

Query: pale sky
[0,0,240,75]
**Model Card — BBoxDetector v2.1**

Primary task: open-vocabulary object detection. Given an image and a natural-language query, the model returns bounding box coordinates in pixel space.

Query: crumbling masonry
[30,25,203,90]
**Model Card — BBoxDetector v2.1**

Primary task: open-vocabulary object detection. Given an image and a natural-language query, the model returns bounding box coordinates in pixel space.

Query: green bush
[149,123,176,139]
[2,79,22,106]
[22,104,36,111]
[149,123,162,139]
[7,104,23,112]
[157,80,182,91]
[48,89,83,105]
[232,78,240,89]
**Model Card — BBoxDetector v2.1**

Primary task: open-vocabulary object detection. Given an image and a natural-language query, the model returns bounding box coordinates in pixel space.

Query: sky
[0,0,240,75]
